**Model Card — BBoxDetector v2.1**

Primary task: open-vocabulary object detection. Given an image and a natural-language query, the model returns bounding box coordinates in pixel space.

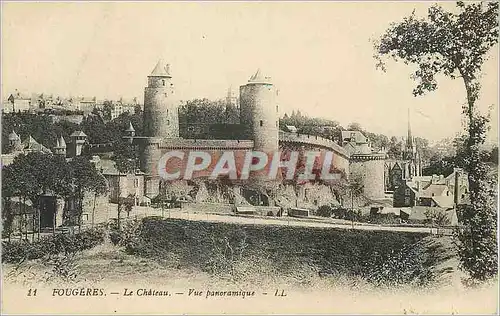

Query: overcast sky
[2,2,498,143]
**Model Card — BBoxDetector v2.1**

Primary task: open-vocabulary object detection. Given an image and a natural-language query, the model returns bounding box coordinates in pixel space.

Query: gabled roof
[21,135,51,153]
[341,130,369,144]
[149,59,171,77]
[8,91,31,100]
[420,184,449,198]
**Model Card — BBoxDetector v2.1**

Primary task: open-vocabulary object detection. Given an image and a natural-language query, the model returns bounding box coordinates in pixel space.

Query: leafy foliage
[125,217,441,287]
[2,228,105,263]
[374,1,499,283]
[2,152,107,236]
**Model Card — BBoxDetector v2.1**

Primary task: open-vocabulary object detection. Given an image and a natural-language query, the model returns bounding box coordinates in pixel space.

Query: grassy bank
[115,217,454,287]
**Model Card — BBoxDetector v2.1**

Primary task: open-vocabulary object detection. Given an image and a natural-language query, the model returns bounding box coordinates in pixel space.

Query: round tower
[143,59,179,139]
[349,153,386,201]
[239,69,279,154]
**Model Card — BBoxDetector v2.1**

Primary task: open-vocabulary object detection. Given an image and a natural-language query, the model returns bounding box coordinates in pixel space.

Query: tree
[374,1,498,282]
[346,122,363,132]
[423,153,456,177]
[102,101,113,121]
[68,156,107,232]
[348,171,365,209]
[2,153,73,239]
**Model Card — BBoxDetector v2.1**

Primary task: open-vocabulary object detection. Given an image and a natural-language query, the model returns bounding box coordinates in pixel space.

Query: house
[341,130,370,145]
[6,91,33,112]
[408,206,458,226]
[393,169,469,208]
[110,97,139,120]
[76,96,97,114]
[99,159,145,206]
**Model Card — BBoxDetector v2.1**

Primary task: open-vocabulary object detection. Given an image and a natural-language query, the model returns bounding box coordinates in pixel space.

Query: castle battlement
[279,131,348,159]
[159,139,254,150]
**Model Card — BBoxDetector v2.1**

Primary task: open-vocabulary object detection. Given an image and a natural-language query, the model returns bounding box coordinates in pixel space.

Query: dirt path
[126,206,450,234]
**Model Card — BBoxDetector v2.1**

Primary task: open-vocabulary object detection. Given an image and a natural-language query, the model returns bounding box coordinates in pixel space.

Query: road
[126,206,452,235]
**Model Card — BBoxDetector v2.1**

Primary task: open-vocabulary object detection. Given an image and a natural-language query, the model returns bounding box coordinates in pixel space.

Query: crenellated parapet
[349,152,387,161]
[278,131,348,159]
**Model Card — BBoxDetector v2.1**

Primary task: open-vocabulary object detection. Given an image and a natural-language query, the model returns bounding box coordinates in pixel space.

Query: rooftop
[149,59,171,77]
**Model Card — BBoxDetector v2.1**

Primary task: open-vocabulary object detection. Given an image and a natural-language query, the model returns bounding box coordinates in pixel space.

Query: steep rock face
[275,183,342,210]
[192,181,249,205]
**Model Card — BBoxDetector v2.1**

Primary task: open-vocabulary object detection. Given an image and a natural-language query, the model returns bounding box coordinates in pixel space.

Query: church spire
[406,108,413,149]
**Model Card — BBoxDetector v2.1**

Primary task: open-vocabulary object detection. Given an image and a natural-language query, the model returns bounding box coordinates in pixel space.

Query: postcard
[1,1,498,314]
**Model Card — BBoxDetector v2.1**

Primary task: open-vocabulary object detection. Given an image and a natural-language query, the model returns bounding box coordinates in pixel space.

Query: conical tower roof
[126,121,135,132]
[8,130,19,141]
[149,59,171,77]
[248,68,271,84]
[70,130,87,138]
[58,135,67,148]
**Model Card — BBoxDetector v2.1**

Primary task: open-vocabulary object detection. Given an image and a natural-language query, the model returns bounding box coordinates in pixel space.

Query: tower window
[276,105,279,112]
[162,80,165,86]
[166,109,169,114]
[164,93,167,97]
[276,121,278,127]
[260,120,263,127]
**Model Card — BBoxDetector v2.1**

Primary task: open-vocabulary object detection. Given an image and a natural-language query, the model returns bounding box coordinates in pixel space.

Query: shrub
[316,205,333,217]
[109,218,142,250]
[125,217,438,287]
[1,228,105,263]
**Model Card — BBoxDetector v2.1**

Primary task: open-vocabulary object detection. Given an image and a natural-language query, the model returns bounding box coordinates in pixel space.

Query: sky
[1,1,498,143]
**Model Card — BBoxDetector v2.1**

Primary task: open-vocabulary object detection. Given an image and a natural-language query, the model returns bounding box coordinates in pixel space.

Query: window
[446,191,449,196]
[276,121,278,127]
[82,214,89,221]
[166,109,169,114]
[164,93,167,97]
[166,120,170,125]
[431,193,435,197]
[260,120,263,127]
[134,179,139,188]
[162,79,165,86]
[404,197,410,205]
[405,188,410,195]
[276,105,279,112]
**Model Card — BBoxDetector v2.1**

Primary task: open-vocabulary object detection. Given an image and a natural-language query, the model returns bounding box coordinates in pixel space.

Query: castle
[126,60,389,206]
